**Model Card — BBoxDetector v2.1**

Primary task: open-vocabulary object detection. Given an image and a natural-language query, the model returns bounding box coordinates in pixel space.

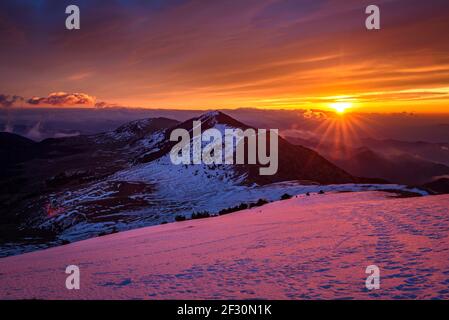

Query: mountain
[360,138,449,166]
[0,131,36,149]
[136,111,358,185]
[284,136,449,185]
[0,118,179,246]
[0,132,38,168]
[421,178,449,195]
[96,117,179,144]
[1,111,411,257]
[331,148,449,185]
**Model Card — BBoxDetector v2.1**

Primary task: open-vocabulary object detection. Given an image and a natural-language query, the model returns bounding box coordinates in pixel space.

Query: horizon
[3,105,449,115]
[2,106,449,145]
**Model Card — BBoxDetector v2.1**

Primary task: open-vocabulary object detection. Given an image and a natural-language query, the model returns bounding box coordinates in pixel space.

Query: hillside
[0,132,37,168]
[0,191,448,300]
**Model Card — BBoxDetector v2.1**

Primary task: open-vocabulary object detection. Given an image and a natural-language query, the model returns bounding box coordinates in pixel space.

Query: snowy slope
[1,191,448,300]
[42,168,426,244]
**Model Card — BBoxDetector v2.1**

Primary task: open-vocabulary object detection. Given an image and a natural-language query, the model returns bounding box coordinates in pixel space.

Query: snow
[116,158,427,215]
[104,118,154,141]
[1,191,448,300]
[34,142,429,245]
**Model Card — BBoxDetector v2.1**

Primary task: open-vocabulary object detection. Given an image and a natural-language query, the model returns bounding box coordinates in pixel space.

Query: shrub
[98,227,118,237]
[250,198,269,208]
[280,193,292,200]
[219,203,249,216]
[235,203,248,211]
[191,211,211,220]
[175,215,186,222]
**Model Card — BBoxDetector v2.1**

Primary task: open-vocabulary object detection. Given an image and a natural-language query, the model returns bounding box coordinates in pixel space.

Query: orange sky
[1,0,449,113]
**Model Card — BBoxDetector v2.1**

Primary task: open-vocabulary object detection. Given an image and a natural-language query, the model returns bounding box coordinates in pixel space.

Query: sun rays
[308,111,380,161]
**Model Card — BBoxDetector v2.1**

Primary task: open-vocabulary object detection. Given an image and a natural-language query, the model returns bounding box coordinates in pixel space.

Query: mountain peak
[200,110,222,118]
[194,110,251,130]
[103,117,179,142]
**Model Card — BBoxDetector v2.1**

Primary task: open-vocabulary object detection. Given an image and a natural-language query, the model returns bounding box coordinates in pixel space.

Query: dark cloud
[0,94,24,107]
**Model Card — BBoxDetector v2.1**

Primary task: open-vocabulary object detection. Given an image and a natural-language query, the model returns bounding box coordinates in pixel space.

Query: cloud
[303,110,328,120]
[67,72,94,81]
[27,92,97,107]
[3,122,14,133]
[0,94,24,107]
[1,91,120,108]
[431,175,449,181]
[280,128,318,141]
[25,121,43,141]
[94,101,120,108]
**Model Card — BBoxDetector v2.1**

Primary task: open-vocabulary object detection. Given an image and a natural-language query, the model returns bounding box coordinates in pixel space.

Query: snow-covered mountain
[0,111,425,257]
[135,111,364,185]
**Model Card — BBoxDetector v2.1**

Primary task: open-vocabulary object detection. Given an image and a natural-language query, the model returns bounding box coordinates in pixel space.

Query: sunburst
[330,102,352,114]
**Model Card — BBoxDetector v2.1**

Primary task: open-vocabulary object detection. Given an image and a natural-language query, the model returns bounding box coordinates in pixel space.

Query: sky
[1,0,449,113]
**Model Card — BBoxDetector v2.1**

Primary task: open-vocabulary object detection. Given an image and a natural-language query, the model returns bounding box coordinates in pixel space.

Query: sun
[330,102,352,114]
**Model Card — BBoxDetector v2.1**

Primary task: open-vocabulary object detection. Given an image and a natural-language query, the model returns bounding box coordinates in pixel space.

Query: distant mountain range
[285,136,449,185]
